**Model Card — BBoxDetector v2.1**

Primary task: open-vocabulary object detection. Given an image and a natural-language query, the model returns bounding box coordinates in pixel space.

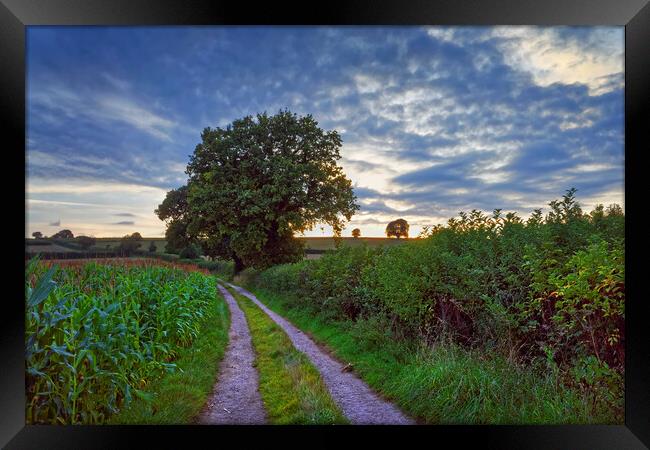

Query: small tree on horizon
[352,228,361,238]
[386,219,409,239]
[52,229,74,239]
[32,231,43,239]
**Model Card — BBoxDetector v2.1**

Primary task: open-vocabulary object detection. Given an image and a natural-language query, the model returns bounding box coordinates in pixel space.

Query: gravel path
[226,282,414,425]
[198,284,267,425]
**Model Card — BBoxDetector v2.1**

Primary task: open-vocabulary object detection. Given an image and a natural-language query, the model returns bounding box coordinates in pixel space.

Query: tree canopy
[52,229,74,239]
[118,232,143,255]
[157,110,359,271]
[32,232,43,239]
[155,186,191,253]
[386,219,409,239]
[352,228,361,238]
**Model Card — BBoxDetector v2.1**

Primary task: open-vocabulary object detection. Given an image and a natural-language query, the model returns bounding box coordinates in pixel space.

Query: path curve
[198,284,267,424]
[226,282,414,425]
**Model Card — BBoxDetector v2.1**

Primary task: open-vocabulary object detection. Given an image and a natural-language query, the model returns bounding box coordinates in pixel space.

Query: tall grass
[25,257,219,424]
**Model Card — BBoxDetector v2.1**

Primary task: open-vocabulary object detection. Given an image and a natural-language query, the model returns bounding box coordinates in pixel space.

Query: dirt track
[198,284,267,424]
[226,282,414,425]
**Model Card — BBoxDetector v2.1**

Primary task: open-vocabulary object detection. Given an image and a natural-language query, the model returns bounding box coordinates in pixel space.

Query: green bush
[195,259,235,278]
[159,253,180,262]
[521,238,624,369]
[257,246,383,321]
[179,244,202,260]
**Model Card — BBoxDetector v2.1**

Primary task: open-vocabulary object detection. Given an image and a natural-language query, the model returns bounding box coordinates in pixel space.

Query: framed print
[3,0,649,448]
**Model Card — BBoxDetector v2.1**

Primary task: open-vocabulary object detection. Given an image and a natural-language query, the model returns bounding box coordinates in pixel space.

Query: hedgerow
[251,189,625,420]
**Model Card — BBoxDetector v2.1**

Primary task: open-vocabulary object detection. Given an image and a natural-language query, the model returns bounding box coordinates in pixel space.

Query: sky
[25,26,624,238]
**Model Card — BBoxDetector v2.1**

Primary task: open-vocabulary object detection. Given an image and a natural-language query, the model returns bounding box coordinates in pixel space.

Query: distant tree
[352,228,361,238]
[148,241,157,253]
[386,219,409,239]
[52,229,74,239]
[32,232,43,239]
[118,232,143,256]
[75,236,96,250]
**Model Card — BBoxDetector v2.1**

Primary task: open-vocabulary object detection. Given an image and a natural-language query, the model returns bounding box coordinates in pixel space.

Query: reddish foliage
[35,257,211,276]
[421,292,474,345]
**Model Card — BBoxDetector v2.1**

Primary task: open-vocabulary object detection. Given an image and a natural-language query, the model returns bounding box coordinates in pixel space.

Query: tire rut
[226,282,414,425]
[198,284,267,424]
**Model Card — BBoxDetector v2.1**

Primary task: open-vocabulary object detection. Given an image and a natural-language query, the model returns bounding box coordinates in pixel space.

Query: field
[24,242,82,254]
[25,238,167,254]
[91,238,167,253]
[25,236,406,259]
[298,237,408,251]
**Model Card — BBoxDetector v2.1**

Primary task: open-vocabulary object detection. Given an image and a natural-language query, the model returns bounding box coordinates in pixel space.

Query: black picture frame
[3,1,649,448]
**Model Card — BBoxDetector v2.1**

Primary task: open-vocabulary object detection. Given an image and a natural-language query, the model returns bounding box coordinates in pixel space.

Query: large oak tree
[157,110,359,272]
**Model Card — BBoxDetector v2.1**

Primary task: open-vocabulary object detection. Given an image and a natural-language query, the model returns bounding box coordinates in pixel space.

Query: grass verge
[108,290,230,424]
[242,286,616,425]
[225,286,348,424]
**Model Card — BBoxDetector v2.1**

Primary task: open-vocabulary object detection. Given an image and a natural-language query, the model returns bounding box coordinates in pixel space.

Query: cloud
[112,221,135,225]
[102,73,131,91]
[25,26,624,237]
[393,151,497,188]
[29,84,176,142]
[489,26,624,95]
[114,213,136,217]
[96,96,176,141]
[49,219,60,226]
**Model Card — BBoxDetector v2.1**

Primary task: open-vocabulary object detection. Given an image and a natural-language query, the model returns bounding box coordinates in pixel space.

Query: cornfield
[25,257,217,424]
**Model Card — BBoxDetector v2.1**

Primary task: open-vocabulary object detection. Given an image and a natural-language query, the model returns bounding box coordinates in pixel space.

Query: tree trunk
[232,253,245,274]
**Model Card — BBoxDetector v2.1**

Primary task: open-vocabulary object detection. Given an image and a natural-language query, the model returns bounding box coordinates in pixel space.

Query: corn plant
[25,257,217,424]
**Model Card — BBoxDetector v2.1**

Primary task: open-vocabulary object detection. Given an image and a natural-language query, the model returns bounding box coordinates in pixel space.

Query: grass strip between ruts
[226,285,348,425]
